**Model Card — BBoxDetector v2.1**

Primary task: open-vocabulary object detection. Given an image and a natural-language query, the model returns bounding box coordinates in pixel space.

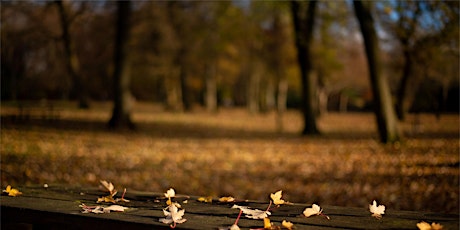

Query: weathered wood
[1,186,458,230]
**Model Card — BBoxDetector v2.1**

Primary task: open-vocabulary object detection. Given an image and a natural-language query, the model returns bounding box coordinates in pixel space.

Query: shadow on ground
[2,115,458,141]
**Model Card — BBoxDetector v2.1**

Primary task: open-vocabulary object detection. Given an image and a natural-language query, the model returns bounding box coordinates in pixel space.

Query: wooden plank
[1,186,458,230]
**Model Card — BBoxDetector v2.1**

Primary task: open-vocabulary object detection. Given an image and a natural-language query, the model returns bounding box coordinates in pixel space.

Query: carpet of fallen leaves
[1,102,459,213]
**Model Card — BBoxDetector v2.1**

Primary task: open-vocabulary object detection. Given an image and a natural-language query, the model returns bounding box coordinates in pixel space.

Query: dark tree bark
[395,48,416,120]
[353,0,401,143]
[394,2,422,121]
[108,1,135,129]
[55,0,89,108]
[291,0,319,135]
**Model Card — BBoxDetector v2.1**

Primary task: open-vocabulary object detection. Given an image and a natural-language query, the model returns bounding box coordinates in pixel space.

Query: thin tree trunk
[205,62,217,113]
[291,0,319,135]
[353,0,401,143]
[396,49,414,120]
[164,69,183,112]
[108,1,134,129]
[56,0,89,108]
[276,77,288,133]
[247,69,260,114]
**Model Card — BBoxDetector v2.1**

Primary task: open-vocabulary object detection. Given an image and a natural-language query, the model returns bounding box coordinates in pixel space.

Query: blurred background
[1,1,459,213]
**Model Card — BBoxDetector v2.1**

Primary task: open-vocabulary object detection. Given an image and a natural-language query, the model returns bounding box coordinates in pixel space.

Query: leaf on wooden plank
[303,204,322,217]
[219,196,235,203]
[282,220,294,230]
[270,190,286,205]
[369,200,385,219]
[164,188,175,199]
[79,203,128,214]
[231,205,271,220]
[417,221,443,230]
[198,196,213,203]
[97,195,116,203]
[100,180,117,196]
[3,185,22,197]
[218,224,240,230]
[160,204,187,227]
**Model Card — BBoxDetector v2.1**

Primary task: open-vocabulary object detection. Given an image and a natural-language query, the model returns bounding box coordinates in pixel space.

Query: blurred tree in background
[108,1,134,129]
[291,0,320,135]
[377,1,459,120]
[55,0,89,108]
[1,0,458,140]
[354,0,401,143]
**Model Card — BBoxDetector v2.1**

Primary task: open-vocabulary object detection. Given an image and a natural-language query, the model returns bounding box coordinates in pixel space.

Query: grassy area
[1,102,459,213]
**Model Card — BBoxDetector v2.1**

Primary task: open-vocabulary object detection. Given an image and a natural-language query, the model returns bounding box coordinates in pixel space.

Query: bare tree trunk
[247,68,261,114]
[108,1,134,129]
[394,1,421,121]
[56,0,89,108]
[395,49,415,120]
[318,88,328,115]
[164,69,183,112]
[179,64,191,111]
[291,0,319,135]
[205,62,217,113]
[276,76,288,133]
[339,91,348,113]
[354,0,401,143]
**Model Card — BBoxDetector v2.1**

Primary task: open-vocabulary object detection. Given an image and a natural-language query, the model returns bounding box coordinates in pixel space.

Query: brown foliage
[1,102,458,213]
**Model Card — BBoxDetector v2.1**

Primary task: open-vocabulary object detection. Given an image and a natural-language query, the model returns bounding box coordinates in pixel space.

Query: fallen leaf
[79,203,128,214]
[282,220,294,230]
[232,205,271,220]
[3,185,22,197]
[160,204,187,227]
[218,224,240,230]
[263,217,272,228]
[369,200,385,219]
[270,190,285,205]
[105,205,129,212]
[219,196,235,203]
[230,224,241,230]
[198,196,213,203]
[97,195,116,203]
[164,188,175,198]
[303,204,322,217]
[417,221,443,230]
[100,180,117,196]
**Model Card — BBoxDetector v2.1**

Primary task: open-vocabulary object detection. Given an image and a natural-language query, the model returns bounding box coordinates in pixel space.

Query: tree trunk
[291,0,319,135]
[247,68,261,114]
[164,69,183,112]
[205,62,217,113]
[353,0,401,143]
[108,1,134,129]
[56,0,89,109]
[276,77,288,133]
[179,64,191,111]
[395,49,417,121]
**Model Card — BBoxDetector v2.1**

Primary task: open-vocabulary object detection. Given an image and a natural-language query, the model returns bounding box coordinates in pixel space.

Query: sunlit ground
[1,102,458,213]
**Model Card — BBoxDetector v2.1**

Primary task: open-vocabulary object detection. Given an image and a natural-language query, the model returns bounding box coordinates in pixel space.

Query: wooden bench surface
[1,186,458,230]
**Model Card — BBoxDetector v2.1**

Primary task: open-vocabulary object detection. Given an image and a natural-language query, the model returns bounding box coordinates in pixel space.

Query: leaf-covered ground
[1,102,458,213]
